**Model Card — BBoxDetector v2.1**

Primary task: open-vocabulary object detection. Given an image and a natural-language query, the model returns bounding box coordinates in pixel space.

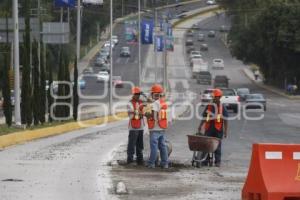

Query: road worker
[127,86,145,165]
[198,88,228,167]
[145,84,169,169]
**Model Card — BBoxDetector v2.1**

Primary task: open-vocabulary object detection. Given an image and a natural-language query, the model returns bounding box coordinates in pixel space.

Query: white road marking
[125,58,129,64]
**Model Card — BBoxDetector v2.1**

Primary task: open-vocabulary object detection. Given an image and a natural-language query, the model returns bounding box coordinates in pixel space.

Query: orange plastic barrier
[242,143,300,200]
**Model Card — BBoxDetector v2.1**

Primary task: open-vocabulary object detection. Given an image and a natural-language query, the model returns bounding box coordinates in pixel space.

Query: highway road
[109,11,300,200]
[78,0,206,106]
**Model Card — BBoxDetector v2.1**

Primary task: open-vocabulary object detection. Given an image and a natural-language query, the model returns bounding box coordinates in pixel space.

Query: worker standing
[127,87,145,165]
[198,89,228,167]
[145,84,169,169]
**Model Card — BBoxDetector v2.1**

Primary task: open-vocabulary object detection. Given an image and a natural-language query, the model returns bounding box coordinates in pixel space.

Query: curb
[242,69,300,100]
[0,112,127,149]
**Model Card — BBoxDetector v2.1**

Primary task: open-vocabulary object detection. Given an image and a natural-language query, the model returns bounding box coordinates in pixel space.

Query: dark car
[185,38,194,46]
[186,46,196,54]
[237,88,250,101]
[197,71,212,85]
[245,93,267,111]
[200,43,208,51]
[214,75,229,88]
[208,30,216,38]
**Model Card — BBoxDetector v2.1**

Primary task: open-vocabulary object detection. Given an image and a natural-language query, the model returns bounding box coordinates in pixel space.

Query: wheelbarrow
[187,134,220,167]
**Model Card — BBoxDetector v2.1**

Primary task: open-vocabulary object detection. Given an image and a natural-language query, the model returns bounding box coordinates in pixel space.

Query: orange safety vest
[147,99,168,129]
[205,104,223,132]
[129,100,143,129]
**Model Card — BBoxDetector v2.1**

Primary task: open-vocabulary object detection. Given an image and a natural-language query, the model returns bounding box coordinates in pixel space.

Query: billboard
[125,20,138,44]
[155,35,164,52]
[54,0,75,7]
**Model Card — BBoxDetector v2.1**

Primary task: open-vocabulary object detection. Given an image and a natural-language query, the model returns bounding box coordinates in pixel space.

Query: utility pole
[138,0,141,87]
[13,0,21,125]
[121,0,124,17]
[37,0,41,72]
[109,0,113,115]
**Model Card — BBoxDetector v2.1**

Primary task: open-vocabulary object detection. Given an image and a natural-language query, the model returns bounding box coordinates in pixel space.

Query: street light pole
[13,0,21,125]
[138,0,141,87]
[76,0,81,63]
[109,0,113,115]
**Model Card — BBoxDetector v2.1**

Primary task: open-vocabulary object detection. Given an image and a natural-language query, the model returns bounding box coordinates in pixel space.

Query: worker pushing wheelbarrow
[190,88,229,167]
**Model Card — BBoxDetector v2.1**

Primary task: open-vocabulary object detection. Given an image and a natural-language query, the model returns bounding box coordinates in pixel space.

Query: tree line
[221,0,300,89]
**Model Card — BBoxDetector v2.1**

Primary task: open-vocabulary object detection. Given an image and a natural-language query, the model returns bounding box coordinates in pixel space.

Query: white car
[201,89,214,104]
[212,58,224,69]
[220,88,240,113]
[112,35,119,45]
[103,41,115,49]
[97,71,110,82]
[189,51,202,61]
[206,0,216,5]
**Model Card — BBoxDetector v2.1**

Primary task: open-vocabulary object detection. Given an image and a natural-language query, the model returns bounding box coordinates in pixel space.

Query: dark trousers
[127,130,144,163]
[205,128,223,164]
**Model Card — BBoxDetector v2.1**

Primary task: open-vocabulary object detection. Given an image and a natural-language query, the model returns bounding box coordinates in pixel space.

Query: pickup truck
[220,88,240,113]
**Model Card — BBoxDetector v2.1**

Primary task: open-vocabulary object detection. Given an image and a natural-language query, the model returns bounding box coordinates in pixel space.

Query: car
[95,57,106,67]
[201,89,214,104]
[185,38,194,46]
[192,23,199,30]
[208,30,216,37]
[197,71,212,85]
[99,49,110,59]
[200,43,208,51]
[237,88,250,101]
[198,33,205,41]
[97,71,110,82]
[186,46,196,54]
[120,46,131,57]
[245,93,266,111]
[212,58,224,69]
[220,25,227,32]
[112,35,119,45]
[220,88,240,113]
[112,76,123,88]
[206,0,216,5]
[99,63,110,73]
[83,67,94,74]
[187,31,194,37]
[214,75,229,88]
[103,41,115,49]
[189,51,202,61]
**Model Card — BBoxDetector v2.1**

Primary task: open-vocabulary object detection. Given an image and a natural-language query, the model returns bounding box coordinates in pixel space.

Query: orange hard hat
[213,88,223,97]
[132,87,141,94]
[151,84,164,93]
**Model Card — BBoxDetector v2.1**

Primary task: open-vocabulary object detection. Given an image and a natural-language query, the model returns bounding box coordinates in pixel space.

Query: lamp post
[13,0,21,126]
[109,0,113,115]
[138,0,141,87]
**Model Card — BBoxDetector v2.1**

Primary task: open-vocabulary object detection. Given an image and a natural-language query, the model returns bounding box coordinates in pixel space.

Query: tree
[39,43,46,123]
[21,0,33,126]
[73,57,79,120]
[32,41,40,125]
